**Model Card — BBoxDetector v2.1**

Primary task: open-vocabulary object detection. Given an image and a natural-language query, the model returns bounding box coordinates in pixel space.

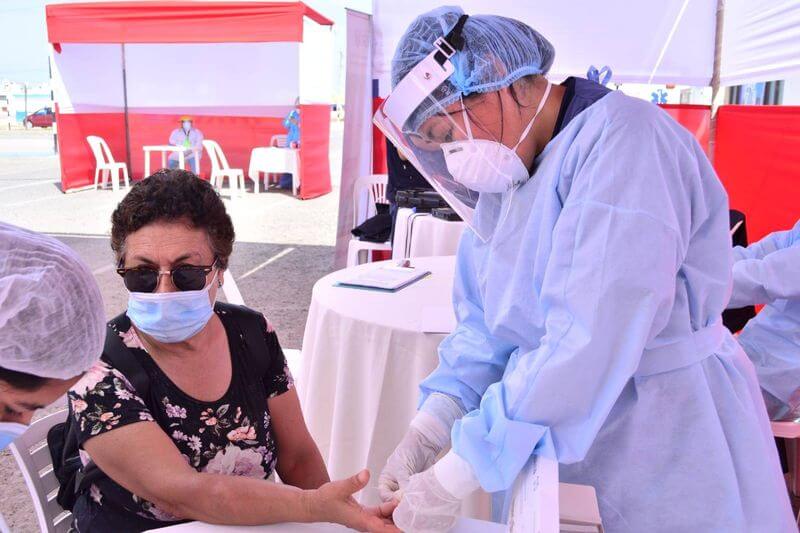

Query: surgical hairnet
[0,222,105,380]
[392,5,555,132]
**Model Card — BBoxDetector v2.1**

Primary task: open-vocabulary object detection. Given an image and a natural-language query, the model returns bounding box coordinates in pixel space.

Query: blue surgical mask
[182,121,192,130]
[127,274,216,343]
[0,421,28,449]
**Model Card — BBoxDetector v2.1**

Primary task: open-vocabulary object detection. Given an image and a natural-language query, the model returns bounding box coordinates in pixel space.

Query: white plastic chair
[346,174,392,267]
[9,410,72,533]
[203,140,245,196]
[86,135,129,191]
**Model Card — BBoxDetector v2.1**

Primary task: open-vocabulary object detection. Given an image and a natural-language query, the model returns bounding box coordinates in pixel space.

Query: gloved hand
[378,422,441,502]
[393,450,481,533]
[392,467,462,533]
[379,394,464,502]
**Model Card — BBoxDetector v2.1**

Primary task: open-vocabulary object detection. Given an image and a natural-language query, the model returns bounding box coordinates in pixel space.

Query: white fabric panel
[721,0,800,85]
[372,0,716,95]
[124,43,300,108]
[335,9,374,269]
[52,44,124,113]
[300,18,335,103]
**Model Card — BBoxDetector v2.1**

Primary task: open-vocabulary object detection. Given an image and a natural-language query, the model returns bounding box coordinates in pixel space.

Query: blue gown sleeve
[729,221,800,308]
[732,220,799,261]
[419,234,516,413]
[452,112,693,492]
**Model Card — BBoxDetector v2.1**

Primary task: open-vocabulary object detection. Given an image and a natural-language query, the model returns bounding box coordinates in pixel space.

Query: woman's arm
[83,422,397,531]
[269,388,330,489]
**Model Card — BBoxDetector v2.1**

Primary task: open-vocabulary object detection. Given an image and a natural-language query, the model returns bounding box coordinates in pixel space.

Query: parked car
[24,107,55,129]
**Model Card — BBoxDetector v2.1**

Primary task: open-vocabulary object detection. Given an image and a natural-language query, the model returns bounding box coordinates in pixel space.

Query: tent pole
[708,0,725,163]
[121,43,133,177]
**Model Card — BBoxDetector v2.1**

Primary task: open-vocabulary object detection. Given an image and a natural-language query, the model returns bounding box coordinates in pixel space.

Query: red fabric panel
[47,2,332,45]
[298,104,332,200]
[126,113,285,181]
[56,111,127,192]
[715,105,800,242]
[659,104,711,155]
[57,112,334,199]
[372,97,388,174]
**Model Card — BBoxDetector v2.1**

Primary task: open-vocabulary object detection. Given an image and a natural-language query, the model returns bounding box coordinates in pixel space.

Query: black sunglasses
[116,258,218,293]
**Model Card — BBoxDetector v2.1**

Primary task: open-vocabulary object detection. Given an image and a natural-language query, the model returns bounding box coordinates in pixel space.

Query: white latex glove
[378,420,442,502]
[379,394,464,502]
[393,451,480,533]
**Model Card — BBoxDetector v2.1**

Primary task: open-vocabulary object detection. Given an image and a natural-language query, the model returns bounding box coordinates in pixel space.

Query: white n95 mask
[442,82,551,194]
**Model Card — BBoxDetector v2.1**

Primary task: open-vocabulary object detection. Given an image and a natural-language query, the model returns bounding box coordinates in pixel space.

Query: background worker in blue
[374,6,794,532]
[728,219,800,420]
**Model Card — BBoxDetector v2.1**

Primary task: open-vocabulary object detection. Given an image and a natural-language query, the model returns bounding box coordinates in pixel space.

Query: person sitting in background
[0,222,106,446]
[68,169,397,532]
[168,116,203,172]
[727,219,800,420]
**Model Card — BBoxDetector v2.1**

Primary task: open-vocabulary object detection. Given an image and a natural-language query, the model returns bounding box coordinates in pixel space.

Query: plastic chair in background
[203,140,245,196]
[86,135,129,191]
[9,410,72,533]
[346,174,392,267]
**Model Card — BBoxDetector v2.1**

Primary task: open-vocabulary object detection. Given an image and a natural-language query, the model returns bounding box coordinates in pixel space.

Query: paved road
[0,124,345,531]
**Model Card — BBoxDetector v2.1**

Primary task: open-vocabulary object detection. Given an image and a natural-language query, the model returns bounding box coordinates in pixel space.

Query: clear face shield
[374,16,491,238]
[375,15,546,242]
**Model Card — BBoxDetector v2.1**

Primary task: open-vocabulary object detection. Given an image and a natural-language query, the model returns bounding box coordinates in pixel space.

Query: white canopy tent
[371,0,800,92]
[336,0,800,267]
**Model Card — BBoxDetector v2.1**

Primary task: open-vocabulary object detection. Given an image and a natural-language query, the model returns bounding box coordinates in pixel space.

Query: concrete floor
[0,124,344,531]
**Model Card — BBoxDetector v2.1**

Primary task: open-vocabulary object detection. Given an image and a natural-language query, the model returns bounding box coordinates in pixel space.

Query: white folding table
[248,146,301,196]
[143,145,201,176]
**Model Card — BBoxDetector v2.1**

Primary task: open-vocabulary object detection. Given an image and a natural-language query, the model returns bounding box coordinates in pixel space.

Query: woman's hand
[310,470,400,532]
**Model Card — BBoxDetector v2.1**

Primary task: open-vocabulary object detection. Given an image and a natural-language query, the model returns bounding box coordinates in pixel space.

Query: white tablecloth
[156,517,505,532]
[298,256,491,520]
[392,208,466,260]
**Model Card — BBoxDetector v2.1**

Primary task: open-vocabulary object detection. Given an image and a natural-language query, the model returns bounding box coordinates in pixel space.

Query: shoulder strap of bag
[215,302,270,379]
[76,318,153,495]
[102,315,151,400]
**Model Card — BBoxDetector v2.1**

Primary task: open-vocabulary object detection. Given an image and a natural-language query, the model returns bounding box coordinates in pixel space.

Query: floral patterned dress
[68,306,293,532]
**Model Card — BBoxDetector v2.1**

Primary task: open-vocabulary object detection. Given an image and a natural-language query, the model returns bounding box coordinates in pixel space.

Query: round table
[298,256,491,520]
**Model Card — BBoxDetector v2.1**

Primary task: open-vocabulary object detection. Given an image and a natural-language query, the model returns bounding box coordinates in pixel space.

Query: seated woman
[69,169,396,532]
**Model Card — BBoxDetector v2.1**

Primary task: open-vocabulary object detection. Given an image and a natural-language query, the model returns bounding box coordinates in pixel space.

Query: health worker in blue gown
[372,6,795,533]
[727,219,800,421]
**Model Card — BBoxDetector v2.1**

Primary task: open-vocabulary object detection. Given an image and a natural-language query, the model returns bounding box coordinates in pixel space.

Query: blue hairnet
[392,6,555,132]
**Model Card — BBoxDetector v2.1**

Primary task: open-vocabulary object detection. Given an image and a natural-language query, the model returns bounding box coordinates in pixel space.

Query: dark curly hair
[111,169,235,269]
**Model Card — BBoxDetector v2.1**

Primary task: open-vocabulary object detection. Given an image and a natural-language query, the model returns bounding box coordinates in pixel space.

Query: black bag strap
[102,317,151,400]
[216,302,269,379]
[76,319,152,495]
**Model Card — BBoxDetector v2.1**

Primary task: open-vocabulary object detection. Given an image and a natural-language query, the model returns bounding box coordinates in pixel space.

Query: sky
[0,0,372,84]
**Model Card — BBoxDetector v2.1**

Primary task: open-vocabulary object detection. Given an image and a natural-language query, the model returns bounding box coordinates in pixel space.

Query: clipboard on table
[337,266,431,292]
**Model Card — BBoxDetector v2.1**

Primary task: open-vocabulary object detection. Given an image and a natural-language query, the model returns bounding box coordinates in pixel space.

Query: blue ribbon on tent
[587,65,613,86]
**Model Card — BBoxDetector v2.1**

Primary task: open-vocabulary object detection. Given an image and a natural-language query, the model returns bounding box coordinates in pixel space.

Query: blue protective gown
[283,109,301,145]
[420,91,794,531]
[730,220,800,419]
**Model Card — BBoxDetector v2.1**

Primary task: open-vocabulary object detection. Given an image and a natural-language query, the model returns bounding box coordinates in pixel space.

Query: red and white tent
[47,1,334,199]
